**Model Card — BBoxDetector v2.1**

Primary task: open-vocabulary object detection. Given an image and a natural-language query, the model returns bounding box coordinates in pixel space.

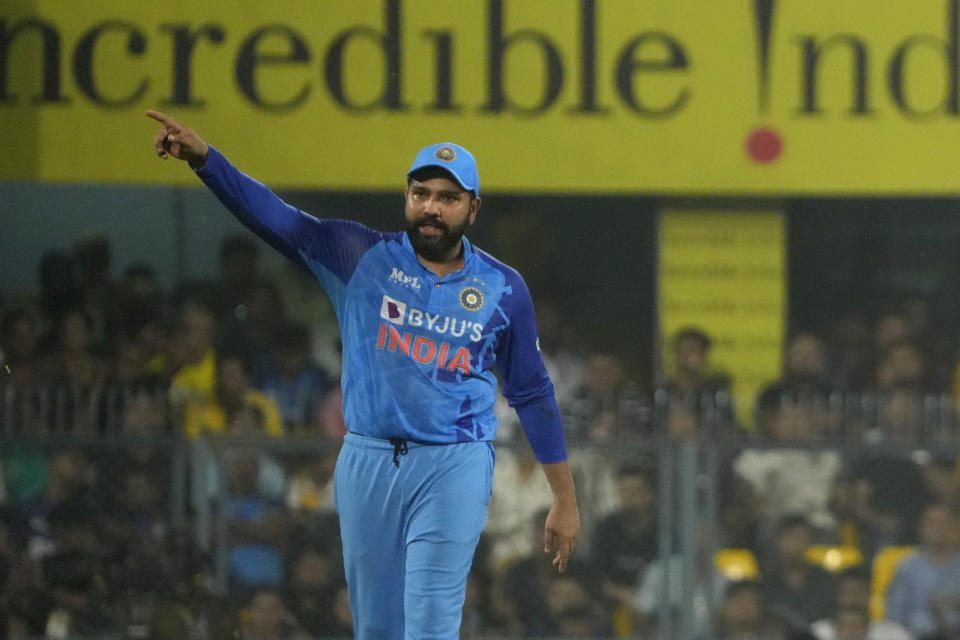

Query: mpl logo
[389,267,421,290]
[380,295,407,325]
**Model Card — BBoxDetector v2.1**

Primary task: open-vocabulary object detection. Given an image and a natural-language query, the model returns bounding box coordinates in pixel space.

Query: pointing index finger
[145,109,175,127]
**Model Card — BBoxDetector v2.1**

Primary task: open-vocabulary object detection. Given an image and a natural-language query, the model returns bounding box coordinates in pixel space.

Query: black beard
[404,216,469,262]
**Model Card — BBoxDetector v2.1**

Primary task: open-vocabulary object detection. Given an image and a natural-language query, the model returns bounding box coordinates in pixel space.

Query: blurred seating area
[2,233,960,640]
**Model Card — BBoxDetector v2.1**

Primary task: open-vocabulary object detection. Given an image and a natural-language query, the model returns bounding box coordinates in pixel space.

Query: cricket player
[146,110,580,639]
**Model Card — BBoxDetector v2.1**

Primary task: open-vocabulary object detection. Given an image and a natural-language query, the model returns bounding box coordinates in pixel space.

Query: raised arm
[145,108,309,262]
[145,110,379,292]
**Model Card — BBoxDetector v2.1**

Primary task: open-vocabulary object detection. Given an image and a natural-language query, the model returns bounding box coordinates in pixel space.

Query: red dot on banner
[746,127,783,163]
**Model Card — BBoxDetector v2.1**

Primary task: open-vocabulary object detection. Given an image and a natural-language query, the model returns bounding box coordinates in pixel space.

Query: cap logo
[435,146,456,162]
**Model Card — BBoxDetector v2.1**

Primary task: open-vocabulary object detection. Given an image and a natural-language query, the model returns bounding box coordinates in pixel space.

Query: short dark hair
[38,250,73,283]
[179,297,216,319]
[1,307,32,342]
[220,234,257,260]
[57,305,95,333]
[217,348,253,376]
[123,262,156,280]
[407,167,476,199]
[72,234,111,269]
[723,579,762,601]
[277,322,311,351]
[617,461,656,487]
[921,500,959,519]
[775,513,812,536]
[836,566,871,585]
[672,326,711,351]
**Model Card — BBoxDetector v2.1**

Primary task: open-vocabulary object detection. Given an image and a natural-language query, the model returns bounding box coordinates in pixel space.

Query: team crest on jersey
[459,286,484,311]
[435,146,456,162]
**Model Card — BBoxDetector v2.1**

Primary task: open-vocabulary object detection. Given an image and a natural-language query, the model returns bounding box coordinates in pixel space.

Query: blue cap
[407,142,480,196]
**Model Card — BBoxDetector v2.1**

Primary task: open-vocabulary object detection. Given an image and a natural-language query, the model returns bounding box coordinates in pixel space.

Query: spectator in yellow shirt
[185,349,282,440]
[169,301,219,410]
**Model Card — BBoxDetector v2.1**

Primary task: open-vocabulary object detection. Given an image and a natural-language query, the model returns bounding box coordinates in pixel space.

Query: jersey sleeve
[195,146,380,295]
[496,271,568,464]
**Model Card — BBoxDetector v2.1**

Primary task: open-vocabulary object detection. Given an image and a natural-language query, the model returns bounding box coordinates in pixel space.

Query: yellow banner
[3,0,960,192]
[658,209,786,427]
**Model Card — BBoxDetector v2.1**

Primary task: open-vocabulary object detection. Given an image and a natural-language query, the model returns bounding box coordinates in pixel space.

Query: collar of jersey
[401,232,475,279]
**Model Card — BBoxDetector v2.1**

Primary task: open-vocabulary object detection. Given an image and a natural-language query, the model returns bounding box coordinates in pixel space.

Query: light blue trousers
[334,433,494,640]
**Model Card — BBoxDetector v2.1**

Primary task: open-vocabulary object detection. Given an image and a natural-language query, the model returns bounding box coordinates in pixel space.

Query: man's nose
[423,195,442,214]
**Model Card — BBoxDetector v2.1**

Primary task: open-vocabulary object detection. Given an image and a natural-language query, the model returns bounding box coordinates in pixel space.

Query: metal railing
[2,384,958,639]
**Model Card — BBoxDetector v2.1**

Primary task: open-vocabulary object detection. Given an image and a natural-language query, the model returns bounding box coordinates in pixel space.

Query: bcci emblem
[435,146,456,162]
[459,286,484,311]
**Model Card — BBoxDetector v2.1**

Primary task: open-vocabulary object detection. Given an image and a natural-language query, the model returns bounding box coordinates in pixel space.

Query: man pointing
[146,109,580,639]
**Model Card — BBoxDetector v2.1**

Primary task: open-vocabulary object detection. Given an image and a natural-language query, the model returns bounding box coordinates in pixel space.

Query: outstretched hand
[146,109,209,168]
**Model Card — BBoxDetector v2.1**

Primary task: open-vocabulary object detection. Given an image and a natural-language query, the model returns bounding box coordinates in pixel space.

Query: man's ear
[469,197,482,225]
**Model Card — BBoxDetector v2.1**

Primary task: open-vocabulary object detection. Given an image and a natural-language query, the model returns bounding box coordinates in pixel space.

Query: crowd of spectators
[1,232,960,639]
[0,234,349,639]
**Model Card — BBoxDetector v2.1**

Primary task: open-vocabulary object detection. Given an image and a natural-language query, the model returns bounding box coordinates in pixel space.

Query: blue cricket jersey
[196,147,567,463]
